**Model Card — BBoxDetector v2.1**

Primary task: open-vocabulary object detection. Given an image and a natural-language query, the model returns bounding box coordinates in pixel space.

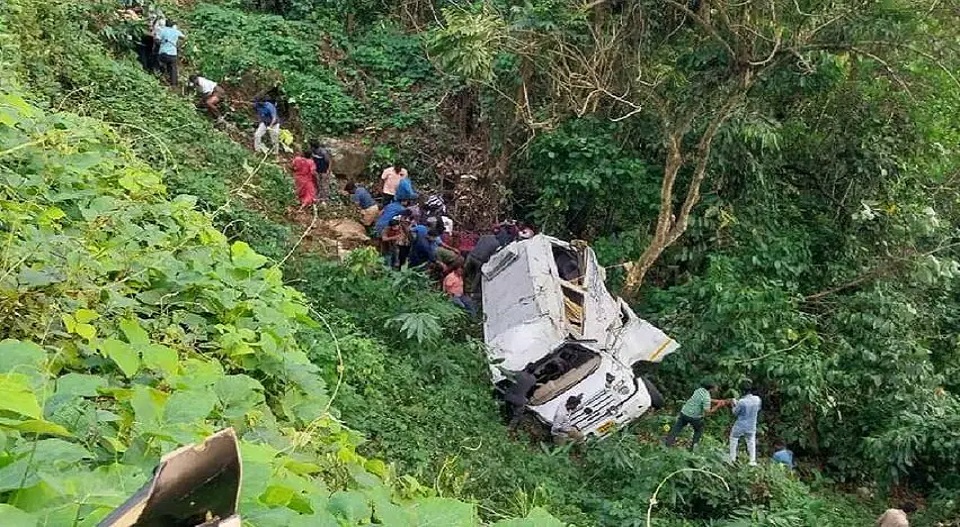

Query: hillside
[2,0,960,526]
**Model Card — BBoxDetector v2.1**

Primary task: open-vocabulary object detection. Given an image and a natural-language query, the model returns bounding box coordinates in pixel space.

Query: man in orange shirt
[442,260,476,316]
[380,162,408,204]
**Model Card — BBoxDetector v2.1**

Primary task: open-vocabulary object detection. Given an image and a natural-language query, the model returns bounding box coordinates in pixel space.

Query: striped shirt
[680,388,712,419]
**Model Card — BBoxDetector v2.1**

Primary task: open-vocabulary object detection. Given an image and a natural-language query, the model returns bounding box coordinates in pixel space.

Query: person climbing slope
[380,162,407,204]
[663,380,726,450]
[290,150,316,209]
[728,382,762,465]
[189,75,224,119]
[156,19,184,87]
[343,182,379,226]
[253,98,280,155]
[876,503,917,527]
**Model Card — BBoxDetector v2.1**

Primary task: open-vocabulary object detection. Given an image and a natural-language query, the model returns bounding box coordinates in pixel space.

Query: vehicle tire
[642,376,665,409]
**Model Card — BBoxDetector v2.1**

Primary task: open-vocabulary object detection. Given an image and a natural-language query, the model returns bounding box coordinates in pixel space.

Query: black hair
[701,379,718,390]
[740,381,755,395]
[166,19,176,26]
[310,140,319,149]
[393,161,403,170]
[344,182,356,193]
[189,74,198,82]
[302,150,312,158]
[900,502,917,513]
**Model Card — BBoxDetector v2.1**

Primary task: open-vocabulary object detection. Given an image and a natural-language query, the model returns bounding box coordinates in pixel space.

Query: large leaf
[0,373,43,419]
[164,389,217,425]
[0,504,37,527]
[492,508,564,527]
[119,317,150,347]
[231,241,269,270]
[327,490,372,524]
[406,497,478,526]
[214,375,265,420]
[98,339,140,378]
[141,344,178,377]
[0,339,45,374]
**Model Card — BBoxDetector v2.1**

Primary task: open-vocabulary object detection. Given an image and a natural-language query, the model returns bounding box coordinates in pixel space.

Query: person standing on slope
[728,382,762,465]
[380,162,408,204]
[290,151,317,209]
[664,380,725,450]
[253,98,280,155]
[311,141,332,205]
[156,19,184,87]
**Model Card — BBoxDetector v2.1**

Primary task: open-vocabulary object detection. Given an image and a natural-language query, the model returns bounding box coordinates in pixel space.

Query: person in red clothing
[291,151,317,208]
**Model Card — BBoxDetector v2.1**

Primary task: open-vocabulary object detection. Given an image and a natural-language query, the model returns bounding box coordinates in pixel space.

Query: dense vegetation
[1,0,959,525]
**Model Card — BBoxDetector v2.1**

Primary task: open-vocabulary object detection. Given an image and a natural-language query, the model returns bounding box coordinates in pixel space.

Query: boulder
[323,138,371,179]
[320,218,369,249]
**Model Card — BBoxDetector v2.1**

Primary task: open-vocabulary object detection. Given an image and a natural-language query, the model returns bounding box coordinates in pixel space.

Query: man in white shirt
[189,75,224,119]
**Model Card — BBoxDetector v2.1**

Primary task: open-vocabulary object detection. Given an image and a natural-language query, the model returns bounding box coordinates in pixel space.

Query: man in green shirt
[663,380,723,450]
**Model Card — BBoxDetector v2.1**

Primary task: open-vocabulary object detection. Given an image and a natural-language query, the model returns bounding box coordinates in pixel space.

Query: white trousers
[254,122,279,153]
[730,430,757,464]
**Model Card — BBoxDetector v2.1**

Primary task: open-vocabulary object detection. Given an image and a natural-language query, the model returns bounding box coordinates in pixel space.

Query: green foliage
[428,7,506,83]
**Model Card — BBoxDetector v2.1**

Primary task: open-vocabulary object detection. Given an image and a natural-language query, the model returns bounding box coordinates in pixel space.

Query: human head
[518,227,534,240]
[344,182,356,194]
[166,19,176,27]
[900,502,917,514]
[393,161,403,171]
[740,381,755,395]
[188,74,198,84]
[565,395,582,410]
[701,379,718,393]
[310,140,319,150]
[302,150,311,158]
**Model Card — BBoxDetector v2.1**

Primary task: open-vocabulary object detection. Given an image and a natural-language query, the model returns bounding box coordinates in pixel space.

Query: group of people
[663,380,792,468]
[131,5,185,87]
[338,164,535,315]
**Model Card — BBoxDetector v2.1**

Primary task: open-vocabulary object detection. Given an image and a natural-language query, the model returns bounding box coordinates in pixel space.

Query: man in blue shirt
[408,228,441,268]
[374,200,411,236]
[728,383,762,465]
[253,98,279,155]
[772,442,794,470]
[394,176,417,202]
[343,182,379,226]
[156,20,184,86]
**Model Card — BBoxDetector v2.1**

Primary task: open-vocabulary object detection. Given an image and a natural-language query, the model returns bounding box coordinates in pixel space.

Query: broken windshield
[528,343,601,405]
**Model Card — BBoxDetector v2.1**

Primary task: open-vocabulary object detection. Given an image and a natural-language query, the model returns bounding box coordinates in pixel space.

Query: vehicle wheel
[642,376,665,409]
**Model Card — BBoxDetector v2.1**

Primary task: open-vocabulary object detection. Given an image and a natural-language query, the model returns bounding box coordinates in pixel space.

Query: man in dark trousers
[663,379,726,450]
[464,234,502,298]
[504,365,538,430]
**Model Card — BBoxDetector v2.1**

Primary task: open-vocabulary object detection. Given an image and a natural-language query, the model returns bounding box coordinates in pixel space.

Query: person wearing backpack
[310,141,332,205]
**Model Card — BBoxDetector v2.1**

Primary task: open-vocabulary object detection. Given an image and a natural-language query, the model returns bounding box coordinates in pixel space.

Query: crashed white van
[481,234,679,437]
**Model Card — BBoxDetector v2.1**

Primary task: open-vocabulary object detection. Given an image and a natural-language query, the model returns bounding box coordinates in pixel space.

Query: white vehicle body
[481,234,679,437]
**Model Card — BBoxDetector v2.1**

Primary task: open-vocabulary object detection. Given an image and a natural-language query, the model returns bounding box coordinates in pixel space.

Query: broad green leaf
[56,373,107,398]
[0,418,71,437]
[0,459,39,493]
[119,317,150,347]
[231,241,269,270]
[214,375,265,420]
[0,339,45,374]
[98,339,140,378]
[130,385,167,428]
[15,439,93,467]
[164,389,216,424]
[0,504,37,527]
[74,308,99,324]
[327,490,372,524]
[141,344,178,377]
[76,323,97,341]
[407,497,477,526]
[0,373,43,419]
[259,484,295,507]
[492,508,564,527]
[171,359,223,388]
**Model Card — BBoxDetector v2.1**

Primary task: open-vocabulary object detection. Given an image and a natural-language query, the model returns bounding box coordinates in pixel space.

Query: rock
[322,138,371,179]
[319,218,369,249]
